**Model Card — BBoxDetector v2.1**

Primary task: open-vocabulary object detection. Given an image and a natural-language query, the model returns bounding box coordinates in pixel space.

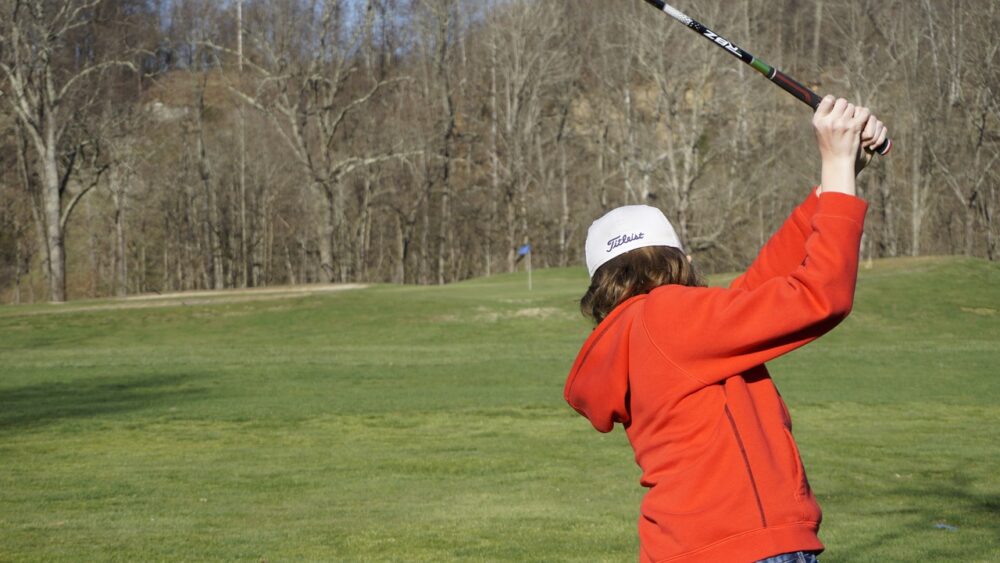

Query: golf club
[641,0,892,156]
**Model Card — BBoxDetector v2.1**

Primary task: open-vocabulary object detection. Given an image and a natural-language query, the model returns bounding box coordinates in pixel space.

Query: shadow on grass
[0,373,205,431]
[835,480,1000,561]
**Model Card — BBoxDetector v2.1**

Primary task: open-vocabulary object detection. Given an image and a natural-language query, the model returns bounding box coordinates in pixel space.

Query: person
[564,96,888,563]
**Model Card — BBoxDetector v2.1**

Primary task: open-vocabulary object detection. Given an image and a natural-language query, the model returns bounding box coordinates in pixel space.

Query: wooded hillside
[1,0,997,302]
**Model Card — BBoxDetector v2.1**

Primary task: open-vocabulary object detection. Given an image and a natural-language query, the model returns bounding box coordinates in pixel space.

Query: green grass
[1,256,998,562]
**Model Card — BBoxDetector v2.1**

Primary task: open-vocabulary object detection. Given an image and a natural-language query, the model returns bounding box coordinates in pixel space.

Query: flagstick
[527,250,533,291]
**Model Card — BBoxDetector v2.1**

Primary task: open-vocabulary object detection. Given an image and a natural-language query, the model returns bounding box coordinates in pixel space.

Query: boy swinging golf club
[565,95,888,563]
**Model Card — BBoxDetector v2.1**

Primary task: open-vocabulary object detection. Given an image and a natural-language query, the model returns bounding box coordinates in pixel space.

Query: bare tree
[2,0,997,302]
[0,1,135,301]
[224,0,408,283]
[414,0,459,285]
[489,0,569,271]
[924,0,999,256]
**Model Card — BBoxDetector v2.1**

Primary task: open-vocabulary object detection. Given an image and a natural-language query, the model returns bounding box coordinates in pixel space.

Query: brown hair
[580,246,704,324]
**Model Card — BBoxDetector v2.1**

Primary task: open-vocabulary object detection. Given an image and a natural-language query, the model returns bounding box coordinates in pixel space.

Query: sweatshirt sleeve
[644,192,867,385]
[729,188,820,291]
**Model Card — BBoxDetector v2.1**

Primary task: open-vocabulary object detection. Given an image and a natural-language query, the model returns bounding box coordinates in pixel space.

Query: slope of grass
[0,256,997,561]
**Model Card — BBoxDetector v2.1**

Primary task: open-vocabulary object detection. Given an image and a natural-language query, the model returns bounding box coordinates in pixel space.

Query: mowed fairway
[1,257,998,562]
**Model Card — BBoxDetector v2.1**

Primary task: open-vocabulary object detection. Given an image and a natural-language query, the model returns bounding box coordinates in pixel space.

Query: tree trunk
[112,171,128,297]
[261,194,271,286]
[419,194,430,283]
[336,180,349,283]
[356,177,375,281]
[139,240,147,294]
[13,226,23,305]
[15,123,50,297]
[196,86,223,290]
[911,191,924,256]
[964,204,976,256]
[813,1,824,68]
[318,187,336,283]
[986,179,997,261]
[284,241,297,286]
[910,133,930,257]
[85,195,100,297]
[488,31,500,278]
[437,187,450,285]
[41,149,66,302]
[505,185,517,272]
[434,3,456,286]
[238,0,250,288]
[239,106,250,288]
[394,214,406,284]
[877,167,898,257]
[558,136,570,267]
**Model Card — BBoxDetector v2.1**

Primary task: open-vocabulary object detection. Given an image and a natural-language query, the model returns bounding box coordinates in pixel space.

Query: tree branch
[60,164,106,232]
[58,147,80,197]
[57,60,137,104]
[325,77,409,149]
[333,151,423,182]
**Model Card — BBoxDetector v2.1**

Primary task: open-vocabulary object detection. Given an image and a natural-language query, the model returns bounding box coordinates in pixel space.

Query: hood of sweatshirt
[564,294,646,433]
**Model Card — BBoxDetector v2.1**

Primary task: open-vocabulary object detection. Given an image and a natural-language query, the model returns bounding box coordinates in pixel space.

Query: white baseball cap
[585,205,684,278]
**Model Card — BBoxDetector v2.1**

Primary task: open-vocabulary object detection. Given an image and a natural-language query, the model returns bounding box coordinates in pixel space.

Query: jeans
[756,551,820,563]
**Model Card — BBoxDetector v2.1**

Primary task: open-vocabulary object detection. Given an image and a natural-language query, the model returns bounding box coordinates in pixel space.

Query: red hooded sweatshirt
[565,190,868,563]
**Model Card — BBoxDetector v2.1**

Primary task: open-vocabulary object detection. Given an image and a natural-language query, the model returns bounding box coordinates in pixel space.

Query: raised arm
[730,96,887,291]
[645,97,886,385]
[646,192,867,384]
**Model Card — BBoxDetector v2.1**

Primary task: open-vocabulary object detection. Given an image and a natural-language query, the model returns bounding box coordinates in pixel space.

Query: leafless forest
[1,0,997,302]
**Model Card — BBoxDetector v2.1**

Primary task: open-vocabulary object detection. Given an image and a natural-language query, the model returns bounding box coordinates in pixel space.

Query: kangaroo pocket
[781,426,810,500]
[639,419,763,558]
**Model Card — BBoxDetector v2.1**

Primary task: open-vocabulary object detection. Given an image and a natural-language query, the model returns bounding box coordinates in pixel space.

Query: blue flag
[517,244,532,257]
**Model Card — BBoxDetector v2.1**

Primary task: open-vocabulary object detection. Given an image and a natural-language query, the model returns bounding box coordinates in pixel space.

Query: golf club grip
[771,70,892,156]
[770,69,822,108]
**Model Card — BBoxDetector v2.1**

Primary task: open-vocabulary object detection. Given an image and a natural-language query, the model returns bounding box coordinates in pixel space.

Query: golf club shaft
[642,0,892,156]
